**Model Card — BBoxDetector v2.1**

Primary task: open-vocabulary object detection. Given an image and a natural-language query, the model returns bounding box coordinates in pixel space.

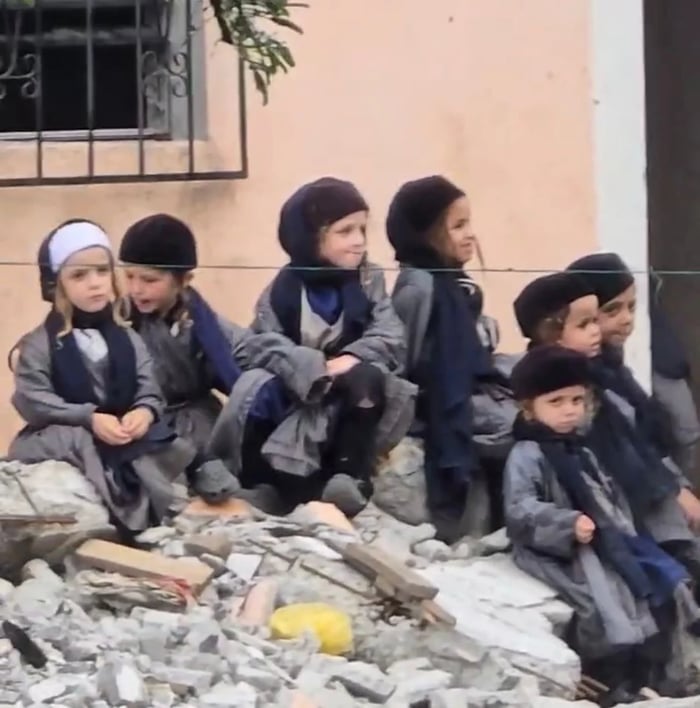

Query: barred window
[0,0,207,139]
[0,0,246,185]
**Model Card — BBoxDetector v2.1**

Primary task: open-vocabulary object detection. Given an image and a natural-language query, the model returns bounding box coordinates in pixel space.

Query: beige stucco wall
[0,0,597,447]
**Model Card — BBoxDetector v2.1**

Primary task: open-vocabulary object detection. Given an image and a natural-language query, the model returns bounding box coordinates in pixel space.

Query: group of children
[7,174,700,701]
[508,257,700,701]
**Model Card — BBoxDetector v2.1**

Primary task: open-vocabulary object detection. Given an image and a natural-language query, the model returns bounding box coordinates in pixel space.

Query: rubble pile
[0,458,699,707]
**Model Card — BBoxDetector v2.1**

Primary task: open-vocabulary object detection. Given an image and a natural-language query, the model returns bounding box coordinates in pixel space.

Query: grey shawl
[135,312,250,453]
[652,372,700,483]
[209,263,416,479]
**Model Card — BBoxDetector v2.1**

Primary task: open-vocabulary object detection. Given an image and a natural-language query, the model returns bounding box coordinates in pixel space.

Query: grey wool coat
[505,440,664,659]
[601,388,696,546]
[209,263,417,479]
[391,266,519,457]
[652,372,700,483]
[9,325,192,531]
[134,311,250,453]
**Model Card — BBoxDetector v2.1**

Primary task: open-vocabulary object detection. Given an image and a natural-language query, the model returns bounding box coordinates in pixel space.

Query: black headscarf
[119,213,197,272]
[513,273,595,340]
[587,354,679,518]
[268,177,372,352]
[387,176,490,516]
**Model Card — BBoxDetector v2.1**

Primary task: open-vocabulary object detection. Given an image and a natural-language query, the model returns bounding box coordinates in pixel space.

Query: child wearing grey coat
[10,221,193,533]
[506,345,700,703]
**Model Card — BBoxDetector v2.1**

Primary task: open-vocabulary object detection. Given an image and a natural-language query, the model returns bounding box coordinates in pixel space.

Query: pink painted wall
[0,0,596,447]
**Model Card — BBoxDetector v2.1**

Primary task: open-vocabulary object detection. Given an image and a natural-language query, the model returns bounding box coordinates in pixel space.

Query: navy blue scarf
[269,265,372,353]
[514,416,686,605]
[46,307,174,502]
[587,356,678,518]
[46,307,137,415]
[186,288,242,394]
[423,270,494,516]
[131,288,242,396]
[595,345,673,457]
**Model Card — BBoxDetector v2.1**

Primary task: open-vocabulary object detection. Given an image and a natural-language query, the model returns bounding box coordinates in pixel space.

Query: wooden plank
[420,599,456,627]
[183,497,253,519]
[342,544,437,600]
[74,539,213,594]
[0,514,76,525]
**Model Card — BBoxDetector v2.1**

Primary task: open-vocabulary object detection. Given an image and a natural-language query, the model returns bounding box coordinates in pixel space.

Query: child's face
[558,295,601,358]
[598,284,636,347]
[59,246,113,312]
[318,211,368,269]
[124,265,184,314]
[444,196,476,265]
[531,384,587,434]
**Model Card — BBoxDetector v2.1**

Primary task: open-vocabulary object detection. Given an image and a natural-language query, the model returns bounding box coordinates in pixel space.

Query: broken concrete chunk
[25,678,68,703]
[148,663,214,695]
[200,681,258,707]
[136,526,177,546]
[235,664,283,692]
[392,669,453,704]
[97,656,147,707]
[330,660,396,702]
[184,532,234,559]
[373,437,430,525]
[226,553,263,581]
[75,539,214,594]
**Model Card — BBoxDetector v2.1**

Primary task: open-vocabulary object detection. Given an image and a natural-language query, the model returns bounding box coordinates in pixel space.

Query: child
[118,214,251,503]
[10,220,193,533]
[514,271,700,590]
[506,345,698,702]
[568,252,700,489]
[228,177,416,517]
[387,175,514,540]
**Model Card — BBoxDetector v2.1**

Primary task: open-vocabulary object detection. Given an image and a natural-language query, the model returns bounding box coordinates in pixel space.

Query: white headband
[49,222,112,273]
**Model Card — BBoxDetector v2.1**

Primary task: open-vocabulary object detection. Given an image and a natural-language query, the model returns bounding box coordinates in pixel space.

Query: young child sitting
[223,177,416,517]
[10,220,193,533]
[567,253,700,519]
[118,214,250,504]
[514,271,700,595]
[505,345,699,703]
[388,175,514,540]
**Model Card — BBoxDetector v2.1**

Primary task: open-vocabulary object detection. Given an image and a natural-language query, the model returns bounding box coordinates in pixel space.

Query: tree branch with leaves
[208,0,307,104]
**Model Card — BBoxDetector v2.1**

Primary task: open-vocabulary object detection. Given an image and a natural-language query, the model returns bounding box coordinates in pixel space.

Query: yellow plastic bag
[269,602,353,655]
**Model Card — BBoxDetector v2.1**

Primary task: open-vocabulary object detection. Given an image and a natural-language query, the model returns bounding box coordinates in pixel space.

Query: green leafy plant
[209,0,307,104]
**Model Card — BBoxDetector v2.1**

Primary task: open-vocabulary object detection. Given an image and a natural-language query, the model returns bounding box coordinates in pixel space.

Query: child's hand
[678,488,700,532]
[326,354,360,378]
[92,413,131,446]
[121,407,154,441]
[574,514,596,544]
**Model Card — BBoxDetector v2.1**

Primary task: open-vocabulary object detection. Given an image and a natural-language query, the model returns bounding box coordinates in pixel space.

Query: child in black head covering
[119,214,260,505]
[513,271,602,356]
[233,177,415,517]
[568,252,700,494]
[388,176,513,541]
[515,269,700,598]
[506,345,698,702]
